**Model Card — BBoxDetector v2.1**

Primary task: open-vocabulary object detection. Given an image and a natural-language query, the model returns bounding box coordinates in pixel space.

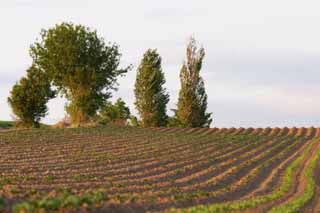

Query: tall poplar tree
[176,38,212,127]
[134,49,169,127]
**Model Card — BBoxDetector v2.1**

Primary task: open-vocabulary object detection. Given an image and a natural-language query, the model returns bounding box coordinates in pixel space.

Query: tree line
[8,23,212,128]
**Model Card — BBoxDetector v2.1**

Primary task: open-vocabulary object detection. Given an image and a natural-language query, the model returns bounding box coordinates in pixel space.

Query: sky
[0,0,320,127]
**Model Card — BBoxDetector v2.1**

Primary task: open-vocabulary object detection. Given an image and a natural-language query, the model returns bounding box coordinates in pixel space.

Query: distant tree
[99,98,131,125]
[129,115,140,127]
[7,65,55,127]
[134,49,169,127]
[167,116,181,127]
[30,22,129,126]
[175,38,212,127]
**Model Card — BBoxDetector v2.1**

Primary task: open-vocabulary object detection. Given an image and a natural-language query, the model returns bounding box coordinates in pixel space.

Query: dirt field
[0,127,319,212]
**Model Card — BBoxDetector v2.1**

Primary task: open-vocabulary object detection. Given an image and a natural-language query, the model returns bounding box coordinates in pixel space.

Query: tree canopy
[99,98,131,125]
[134,49,169,127]
[7,65,55,127]
[30,22,129,126]
[175,38,212,127]
[7,22,214,129]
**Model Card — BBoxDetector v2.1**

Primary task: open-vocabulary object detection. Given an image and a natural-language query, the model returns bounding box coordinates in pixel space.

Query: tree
[175,38,212,127]
[134,49,169,127]
[99,98,131,125]
[7,65,55,127]
[167,116,181,127]
[129,115,140,127]
[30,22,129,126]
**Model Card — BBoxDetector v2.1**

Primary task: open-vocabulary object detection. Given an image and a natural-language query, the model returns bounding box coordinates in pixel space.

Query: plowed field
[0,127,319,212]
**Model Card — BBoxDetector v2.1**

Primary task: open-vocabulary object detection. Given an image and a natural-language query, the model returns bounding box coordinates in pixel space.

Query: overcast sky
[1,0,320,127]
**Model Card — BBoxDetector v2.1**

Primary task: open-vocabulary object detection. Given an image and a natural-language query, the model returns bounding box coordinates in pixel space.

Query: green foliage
[129,115,140,127]
[134,49,169,127]
[30,22,129,126]
[12,190,107,213]
[170,138,317,213]
[269,147,320,213]
[0,197,4,211]
[167,116,181,127]
[7,65,55,128]
[175,37,212,128]
[99,98,131,125]
[0,121,15,129]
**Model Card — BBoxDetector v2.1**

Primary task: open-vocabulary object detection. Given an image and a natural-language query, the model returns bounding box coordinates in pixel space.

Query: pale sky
[1,0,320,127]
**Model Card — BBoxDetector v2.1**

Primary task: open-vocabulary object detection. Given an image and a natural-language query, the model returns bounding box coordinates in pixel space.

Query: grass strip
[268,144,320,213]
[169,139,317,213]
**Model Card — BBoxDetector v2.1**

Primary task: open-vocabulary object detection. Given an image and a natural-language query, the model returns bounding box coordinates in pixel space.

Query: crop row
[0,127,318,212]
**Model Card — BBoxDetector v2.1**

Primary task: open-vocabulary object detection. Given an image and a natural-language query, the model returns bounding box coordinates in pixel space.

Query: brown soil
[242,140,320,213]
[241,139,311,199]
[0,127,316,213]
[300,158,320,212]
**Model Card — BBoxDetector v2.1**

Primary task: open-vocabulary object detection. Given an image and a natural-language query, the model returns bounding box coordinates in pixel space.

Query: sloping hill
[0,127,319,212]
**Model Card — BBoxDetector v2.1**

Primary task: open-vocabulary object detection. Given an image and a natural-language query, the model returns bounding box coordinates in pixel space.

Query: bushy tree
[30,22,129,126]
[7,65,55,127]
[176,38,212,127]
[129,115,140,127]
[167,116,180,127]
[99,98,131,125]
[134,49,169,127]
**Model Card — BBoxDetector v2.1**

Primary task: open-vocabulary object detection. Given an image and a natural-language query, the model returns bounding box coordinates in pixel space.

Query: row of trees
[8,23,212,128]
[134,39,212,128]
